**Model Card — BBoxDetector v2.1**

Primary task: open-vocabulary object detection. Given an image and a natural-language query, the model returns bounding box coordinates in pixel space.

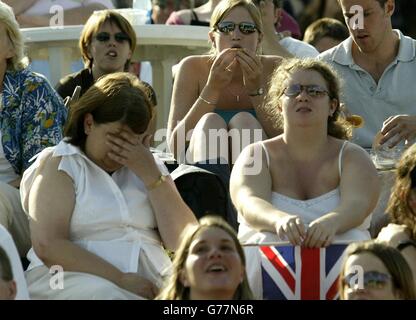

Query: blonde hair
[265,58,352,140]
[0,1,29,71]
[157,216,253,300]
[387,144,416,239]
[79,10,136,70]
[209,0,263,55]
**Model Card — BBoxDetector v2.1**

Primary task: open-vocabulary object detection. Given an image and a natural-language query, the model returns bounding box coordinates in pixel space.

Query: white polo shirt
[318,30,416,148]
[280,36,319,58]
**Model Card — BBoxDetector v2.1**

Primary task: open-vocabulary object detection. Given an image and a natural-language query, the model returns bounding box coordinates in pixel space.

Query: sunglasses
[215,21,258,35]
[283,84,329,98]
[343,271,392,290]
[95,32,131,44]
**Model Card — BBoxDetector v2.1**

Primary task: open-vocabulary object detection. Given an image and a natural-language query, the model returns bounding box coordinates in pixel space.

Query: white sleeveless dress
[238,141,371,299]
[20,140,172,299]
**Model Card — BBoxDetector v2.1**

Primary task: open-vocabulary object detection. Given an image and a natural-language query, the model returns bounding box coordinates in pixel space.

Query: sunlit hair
[303,17,349,47]
[209,0,263,55]
[339,240,415,300]
[264,58,352,140]
[79,10,136,70]
[336,0,387,9]
[387,144,416,239]
[156,215,253,300]
[0,1,29,70]
[65,72,152,151]
[0,246,13,281]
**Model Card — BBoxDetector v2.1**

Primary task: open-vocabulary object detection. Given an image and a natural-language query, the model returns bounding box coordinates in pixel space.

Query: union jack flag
[260,244,348,300]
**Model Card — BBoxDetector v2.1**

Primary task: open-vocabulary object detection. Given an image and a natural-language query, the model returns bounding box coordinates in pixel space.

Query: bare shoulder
[343,141,371,159]
[178,55,211,69]
[260,136,286,159]
[341,140,375,169]
[177,55,211,78]
[37,153,73,184]
[260,55,283,69]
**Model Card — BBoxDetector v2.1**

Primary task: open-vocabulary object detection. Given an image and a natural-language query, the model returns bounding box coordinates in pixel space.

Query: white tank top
[238,140,371,243]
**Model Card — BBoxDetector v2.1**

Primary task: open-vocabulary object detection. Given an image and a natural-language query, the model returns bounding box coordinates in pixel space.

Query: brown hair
[303,17,349,46]
[339,240,416,300]
[65,72,152,151]
[265,58,352,140]
[387,144,416,239]
[156,215,253,300]
[79,10,136,70]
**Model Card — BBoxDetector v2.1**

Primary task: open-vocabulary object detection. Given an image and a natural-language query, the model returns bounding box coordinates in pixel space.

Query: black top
[55,68,94,100]
[190,9,209,27]
[55,68,157,106]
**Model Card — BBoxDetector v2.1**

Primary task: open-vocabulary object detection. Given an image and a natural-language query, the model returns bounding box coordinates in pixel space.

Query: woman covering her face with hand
[21,72,196,300]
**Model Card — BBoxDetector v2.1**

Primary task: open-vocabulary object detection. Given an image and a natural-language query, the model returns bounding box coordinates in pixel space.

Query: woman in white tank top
[230,58,380,248]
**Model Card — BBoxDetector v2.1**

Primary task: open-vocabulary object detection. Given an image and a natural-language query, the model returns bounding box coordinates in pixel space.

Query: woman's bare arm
[332,144,380,232]
[231,143,293,230]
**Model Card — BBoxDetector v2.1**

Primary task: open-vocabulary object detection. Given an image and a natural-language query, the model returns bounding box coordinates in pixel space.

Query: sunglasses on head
[283,84,329,98]
[215,21,258,35]
[343,271,392,290]
[95,32,131,43]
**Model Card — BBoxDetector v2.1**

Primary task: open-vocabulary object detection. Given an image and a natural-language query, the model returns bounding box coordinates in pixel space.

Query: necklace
[227,85,241,103]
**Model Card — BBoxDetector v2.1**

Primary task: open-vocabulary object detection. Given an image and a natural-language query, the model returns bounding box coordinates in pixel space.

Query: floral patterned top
[1,68,67,175]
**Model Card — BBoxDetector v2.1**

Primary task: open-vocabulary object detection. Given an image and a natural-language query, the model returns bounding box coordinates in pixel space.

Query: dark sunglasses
[215,21,258,35]
[283,84,329,98]
[343,271,392,290]
[95,32,131,43]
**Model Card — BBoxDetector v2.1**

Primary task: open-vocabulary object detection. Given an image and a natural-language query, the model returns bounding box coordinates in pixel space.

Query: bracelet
[397,239,416,251]
[198,95,216,105]
[146,174,167,191]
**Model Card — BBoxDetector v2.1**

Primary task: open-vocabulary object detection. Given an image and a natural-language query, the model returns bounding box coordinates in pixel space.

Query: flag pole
[242,240,357,247]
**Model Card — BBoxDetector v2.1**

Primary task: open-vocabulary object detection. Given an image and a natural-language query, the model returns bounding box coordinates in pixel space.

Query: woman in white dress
[21,72,196,300]
[230,59,380,297]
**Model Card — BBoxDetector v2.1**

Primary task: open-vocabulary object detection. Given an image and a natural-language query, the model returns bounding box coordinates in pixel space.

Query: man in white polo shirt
[319,0,416,149]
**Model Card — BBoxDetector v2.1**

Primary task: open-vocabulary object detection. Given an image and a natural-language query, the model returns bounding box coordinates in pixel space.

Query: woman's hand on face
[303,215,338,248]
[119,273,159,299]
[275,215,306,246]
[235,49,263,94]
[106,131,160,183]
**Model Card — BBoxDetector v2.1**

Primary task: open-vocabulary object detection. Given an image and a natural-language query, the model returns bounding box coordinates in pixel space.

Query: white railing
[22,24,211,131]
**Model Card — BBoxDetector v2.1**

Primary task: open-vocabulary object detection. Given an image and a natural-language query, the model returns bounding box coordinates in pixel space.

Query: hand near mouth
[225,58,237,72]
[205,48,245,91]
[234,49,263,93]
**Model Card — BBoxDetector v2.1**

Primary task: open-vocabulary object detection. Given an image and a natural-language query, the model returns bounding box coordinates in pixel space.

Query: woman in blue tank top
[167,0,282,165]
